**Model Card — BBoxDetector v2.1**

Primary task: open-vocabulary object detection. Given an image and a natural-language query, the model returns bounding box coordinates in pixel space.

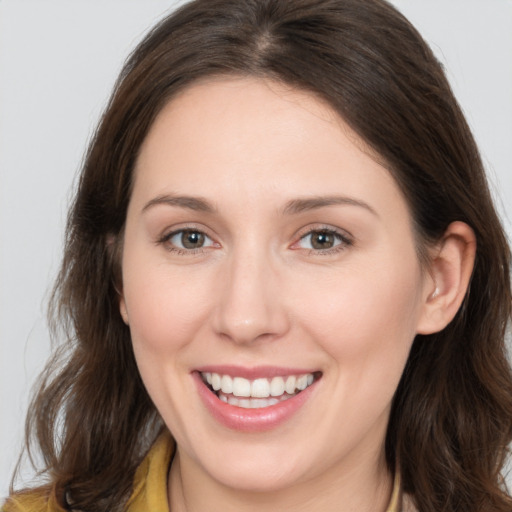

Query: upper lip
[194,365,320,380]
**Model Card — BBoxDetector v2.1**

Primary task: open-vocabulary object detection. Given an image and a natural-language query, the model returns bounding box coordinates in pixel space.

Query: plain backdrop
[1,0,511,498]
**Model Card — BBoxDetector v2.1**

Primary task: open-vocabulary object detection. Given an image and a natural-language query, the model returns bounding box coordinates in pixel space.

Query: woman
[4,0,512,511]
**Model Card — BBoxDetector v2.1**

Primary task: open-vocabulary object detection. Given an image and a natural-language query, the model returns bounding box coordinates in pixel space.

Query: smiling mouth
[200,371,321,409]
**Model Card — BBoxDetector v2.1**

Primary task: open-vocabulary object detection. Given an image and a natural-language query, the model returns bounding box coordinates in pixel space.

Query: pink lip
[192,370,319,432]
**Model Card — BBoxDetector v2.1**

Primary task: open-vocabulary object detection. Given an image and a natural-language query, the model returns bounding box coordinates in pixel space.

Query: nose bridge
[213,241,288,344]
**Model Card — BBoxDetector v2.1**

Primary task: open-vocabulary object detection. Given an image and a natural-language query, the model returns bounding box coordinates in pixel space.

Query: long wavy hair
[9,0,512,511]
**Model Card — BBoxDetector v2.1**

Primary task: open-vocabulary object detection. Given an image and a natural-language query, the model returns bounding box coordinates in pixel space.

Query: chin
[206,461,306,494]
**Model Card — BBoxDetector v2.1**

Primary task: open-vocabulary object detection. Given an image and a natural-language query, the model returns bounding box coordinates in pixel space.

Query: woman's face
[120,77,432,492]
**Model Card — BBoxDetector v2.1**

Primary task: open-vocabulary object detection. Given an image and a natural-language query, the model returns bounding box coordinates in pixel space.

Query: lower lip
[193,372,318,432]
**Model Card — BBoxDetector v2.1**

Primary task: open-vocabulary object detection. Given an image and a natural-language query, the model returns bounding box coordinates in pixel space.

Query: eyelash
[292,226,353,256]
[157,226,353,256]
[157,226,217,255]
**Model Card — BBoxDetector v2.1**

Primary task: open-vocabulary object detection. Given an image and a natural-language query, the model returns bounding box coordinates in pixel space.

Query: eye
[295,229,351,252]
[165,229,216,251]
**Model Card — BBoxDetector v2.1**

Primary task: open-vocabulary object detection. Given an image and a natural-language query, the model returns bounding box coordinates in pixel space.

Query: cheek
[121,248,215,354]
[120,248,219,429]
[296,254,423,376]
[295,258,424,454]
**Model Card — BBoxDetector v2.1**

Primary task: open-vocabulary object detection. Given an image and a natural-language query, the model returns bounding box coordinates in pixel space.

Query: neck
[168,447,393,512]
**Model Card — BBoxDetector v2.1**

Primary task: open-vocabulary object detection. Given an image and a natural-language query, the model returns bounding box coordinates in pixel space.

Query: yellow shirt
[2,432,412,511]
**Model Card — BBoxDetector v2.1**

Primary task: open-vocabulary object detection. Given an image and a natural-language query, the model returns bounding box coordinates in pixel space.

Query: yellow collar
[125,430,175,512]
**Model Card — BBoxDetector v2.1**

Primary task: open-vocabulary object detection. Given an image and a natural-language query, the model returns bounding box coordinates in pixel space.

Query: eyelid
[290,224,354,253]
[156,223,221,253]
[293,224,353,242]
[169,230,215,248]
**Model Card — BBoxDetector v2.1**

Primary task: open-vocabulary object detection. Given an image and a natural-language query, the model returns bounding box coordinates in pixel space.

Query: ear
[119,296,129,325]
[417,221,476,335]
[106,233,129,325]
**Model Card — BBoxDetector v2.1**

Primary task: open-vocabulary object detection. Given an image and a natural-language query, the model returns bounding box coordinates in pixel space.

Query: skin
[119,77,476,512]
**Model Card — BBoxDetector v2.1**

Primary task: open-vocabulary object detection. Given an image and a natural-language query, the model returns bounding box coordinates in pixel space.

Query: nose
[212,247,290,345]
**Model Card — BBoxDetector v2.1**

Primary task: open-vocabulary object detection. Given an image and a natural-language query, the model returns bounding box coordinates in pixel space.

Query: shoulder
[1,488,65,512]
[2,431,174,512]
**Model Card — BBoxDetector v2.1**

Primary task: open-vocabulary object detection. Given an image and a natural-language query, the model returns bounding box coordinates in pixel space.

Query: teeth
[297,375,308,390]
[239,398,251,408]
[220,393,287,408]
[232,377,251,397]
[211,373,221,391]
[270,376,285,396]
[285,375,296,394]
[201,372,316,401]
[251,378,270,398]
[220,375,233,394]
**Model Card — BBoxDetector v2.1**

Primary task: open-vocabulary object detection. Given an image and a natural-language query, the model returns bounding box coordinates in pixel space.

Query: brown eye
[296,229,350,252]
[166,229,214,251]
[181,230,205,249]
[310,231,336,249]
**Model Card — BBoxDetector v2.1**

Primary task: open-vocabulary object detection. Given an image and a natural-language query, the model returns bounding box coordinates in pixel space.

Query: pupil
[312,231,334,250]
[182,230,205,249]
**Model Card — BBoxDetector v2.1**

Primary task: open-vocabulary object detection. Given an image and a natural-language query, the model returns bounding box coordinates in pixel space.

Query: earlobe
[417,221,476,335]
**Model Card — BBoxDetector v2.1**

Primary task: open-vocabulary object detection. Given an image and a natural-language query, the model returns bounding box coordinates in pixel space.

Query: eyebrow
[141,193,377,217]
[142,194,217,214]
[283,196,378,217]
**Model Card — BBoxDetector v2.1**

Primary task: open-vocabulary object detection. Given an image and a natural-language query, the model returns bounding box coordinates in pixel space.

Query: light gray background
[1,0,511,498]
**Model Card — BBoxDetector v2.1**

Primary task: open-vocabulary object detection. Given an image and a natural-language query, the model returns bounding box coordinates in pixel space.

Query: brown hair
[10,0,512,511]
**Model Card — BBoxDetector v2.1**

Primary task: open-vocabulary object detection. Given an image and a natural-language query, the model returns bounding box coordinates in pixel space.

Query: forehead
[132,76,406,220]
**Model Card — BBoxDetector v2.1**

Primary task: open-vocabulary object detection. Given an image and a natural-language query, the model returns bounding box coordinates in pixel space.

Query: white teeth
[297,375,308,390]
[202,371,317,403]
[239,398,251,408]
[270,376,285,396]
[218,393,290,408]
[220,375,233,394]
[232,377,251,397]
[251,378,270,398]
[285,375,297,394]
[211,373,221,391]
